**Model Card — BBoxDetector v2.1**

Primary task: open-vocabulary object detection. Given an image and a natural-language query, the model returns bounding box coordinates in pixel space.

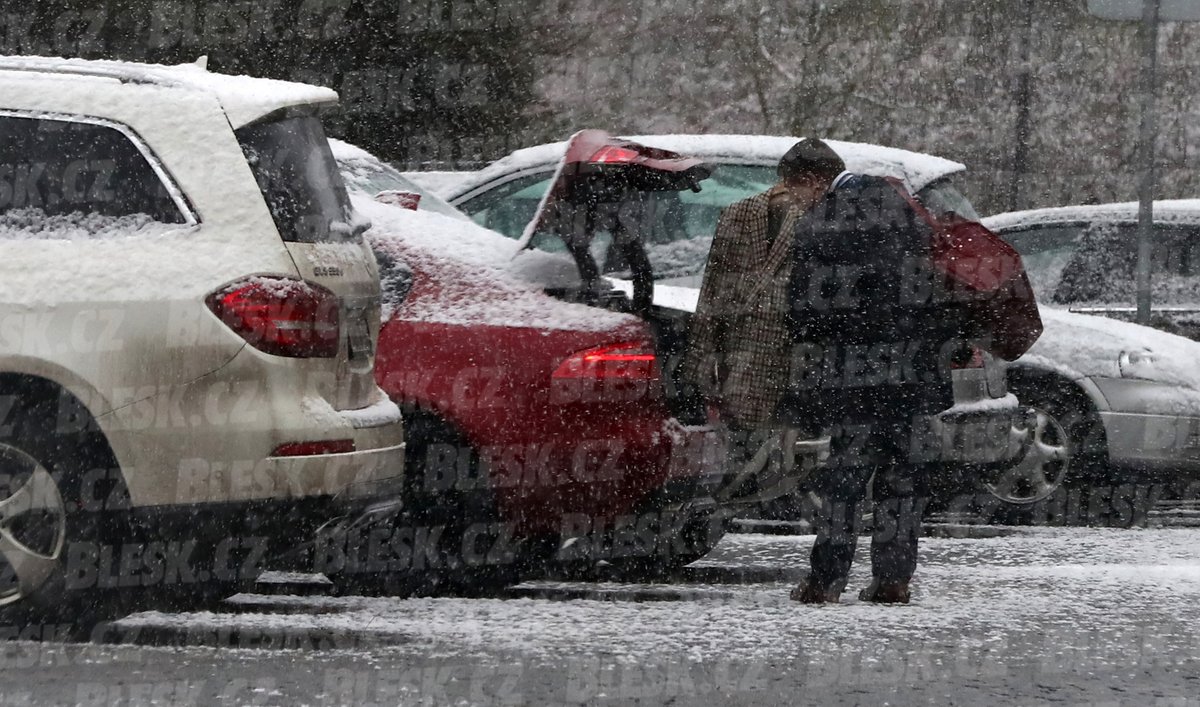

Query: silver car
[982,201,1200,510]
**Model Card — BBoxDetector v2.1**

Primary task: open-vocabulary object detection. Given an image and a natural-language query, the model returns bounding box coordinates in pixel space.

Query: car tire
[0,387,130,632]
[977,379,1107,525]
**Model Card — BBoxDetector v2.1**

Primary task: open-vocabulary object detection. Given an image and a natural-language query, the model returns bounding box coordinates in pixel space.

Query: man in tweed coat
[680,139,837,589]
[680,145,826,431]
[683,138,956,605]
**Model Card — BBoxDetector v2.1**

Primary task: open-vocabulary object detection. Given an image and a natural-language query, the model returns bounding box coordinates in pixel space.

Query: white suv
[0,57,405,621]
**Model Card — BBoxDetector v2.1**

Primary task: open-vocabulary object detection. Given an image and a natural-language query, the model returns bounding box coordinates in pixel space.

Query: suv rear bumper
[106,486,405,590]
[164,404,406,505]
[87,398,407,588]
[103,375,406,507]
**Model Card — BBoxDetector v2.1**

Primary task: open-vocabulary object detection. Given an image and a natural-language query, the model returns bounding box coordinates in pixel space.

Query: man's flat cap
[778,138,845,181]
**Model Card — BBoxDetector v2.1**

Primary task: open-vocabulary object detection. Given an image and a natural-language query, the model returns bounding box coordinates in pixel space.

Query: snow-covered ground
[9,528,1200,705]
[114,530,1200,663]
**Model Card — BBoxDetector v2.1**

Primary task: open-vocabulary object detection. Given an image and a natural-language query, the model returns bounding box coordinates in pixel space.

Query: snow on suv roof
[0,55,337,128]
[984,199,1200,232]
[447,133,965,200]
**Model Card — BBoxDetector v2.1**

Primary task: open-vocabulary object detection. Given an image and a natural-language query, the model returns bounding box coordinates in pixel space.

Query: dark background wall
[4,0,1199,214]
[1,0,561,166]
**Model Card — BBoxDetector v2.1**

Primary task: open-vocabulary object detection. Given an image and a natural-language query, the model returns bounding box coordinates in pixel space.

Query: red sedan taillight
[589,145,640,164]
[206,277,340,358]
[552,341,660,381]
[550,341,661,405]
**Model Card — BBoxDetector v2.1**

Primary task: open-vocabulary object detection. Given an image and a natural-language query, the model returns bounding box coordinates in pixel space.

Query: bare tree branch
[850,91,918,114]
[755,6,797,84]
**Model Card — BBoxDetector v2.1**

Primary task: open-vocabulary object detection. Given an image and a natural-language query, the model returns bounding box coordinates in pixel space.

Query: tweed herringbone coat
[681,190,802,429]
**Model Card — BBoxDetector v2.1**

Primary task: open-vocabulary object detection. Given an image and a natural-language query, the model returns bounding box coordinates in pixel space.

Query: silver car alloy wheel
[985,406,1071,505]
[0,444,67,607]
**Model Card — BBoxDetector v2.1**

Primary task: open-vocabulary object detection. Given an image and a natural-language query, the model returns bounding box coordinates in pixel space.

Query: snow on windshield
[355,194,639,331]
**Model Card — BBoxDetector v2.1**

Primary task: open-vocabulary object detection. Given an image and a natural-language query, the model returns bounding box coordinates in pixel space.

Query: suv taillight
[552,341,660,380]
[207,277,340,358]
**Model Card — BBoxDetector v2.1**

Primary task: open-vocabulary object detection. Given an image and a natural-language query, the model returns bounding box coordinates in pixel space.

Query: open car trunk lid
[519,130,713,413]
[521,129,712,317]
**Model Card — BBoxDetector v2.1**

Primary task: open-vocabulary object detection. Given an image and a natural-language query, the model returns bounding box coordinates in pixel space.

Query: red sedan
[333,137,779,582]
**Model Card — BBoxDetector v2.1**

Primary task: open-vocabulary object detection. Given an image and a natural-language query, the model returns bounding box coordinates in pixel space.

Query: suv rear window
[0,113,187,239]
[236,115,358,243]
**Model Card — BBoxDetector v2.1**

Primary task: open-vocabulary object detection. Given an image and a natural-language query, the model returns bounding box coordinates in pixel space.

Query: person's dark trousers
[806,412,928,594]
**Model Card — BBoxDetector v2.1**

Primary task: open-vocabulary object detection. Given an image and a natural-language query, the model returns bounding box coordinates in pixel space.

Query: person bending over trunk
[780,141,968,604]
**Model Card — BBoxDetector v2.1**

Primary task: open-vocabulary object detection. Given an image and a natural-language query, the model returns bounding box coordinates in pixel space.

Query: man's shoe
[790,582,840,604]
[858,579,911,604]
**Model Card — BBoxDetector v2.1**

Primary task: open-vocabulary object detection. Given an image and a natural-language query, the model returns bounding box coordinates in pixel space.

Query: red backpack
[885,177,1043,361]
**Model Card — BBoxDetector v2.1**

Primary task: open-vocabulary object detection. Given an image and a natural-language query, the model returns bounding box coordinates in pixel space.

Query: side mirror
[375,190,422,210]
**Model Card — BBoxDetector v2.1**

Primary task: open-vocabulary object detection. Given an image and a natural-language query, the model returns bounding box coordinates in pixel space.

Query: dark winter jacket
[777,173,964,426]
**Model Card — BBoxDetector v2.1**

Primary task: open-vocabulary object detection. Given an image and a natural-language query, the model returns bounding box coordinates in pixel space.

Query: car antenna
[194,55,208,70]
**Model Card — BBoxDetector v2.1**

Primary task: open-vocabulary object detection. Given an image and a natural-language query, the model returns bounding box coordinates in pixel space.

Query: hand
[674,380,712,427]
